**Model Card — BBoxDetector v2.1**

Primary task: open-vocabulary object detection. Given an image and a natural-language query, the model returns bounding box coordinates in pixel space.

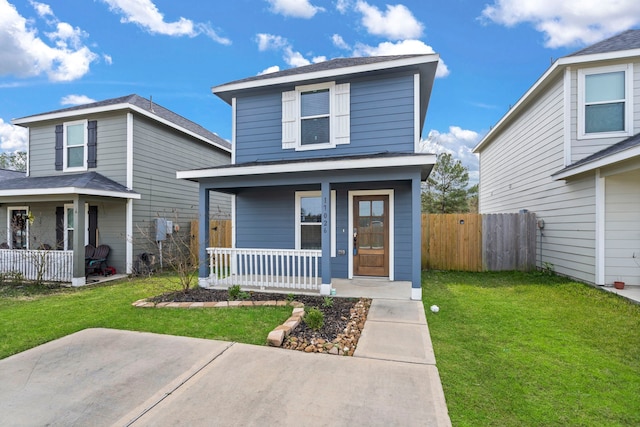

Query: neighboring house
[474,30,640,287]
[178,55,439,299]
[0,94,231,285]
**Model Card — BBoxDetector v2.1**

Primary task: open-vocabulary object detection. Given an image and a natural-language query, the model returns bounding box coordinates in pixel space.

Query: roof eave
[0,187,141,199]
[13,103,231,154]
[552,145,640,180]
[212,54,440,104]
[473,47,640,153]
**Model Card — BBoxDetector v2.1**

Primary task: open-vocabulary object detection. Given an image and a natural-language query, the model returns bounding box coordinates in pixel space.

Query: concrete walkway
[0,300,451,426]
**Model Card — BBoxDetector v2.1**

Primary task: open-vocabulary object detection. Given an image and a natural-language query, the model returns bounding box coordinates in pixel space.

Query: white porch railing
[207,247,321,291]
[0,249,73,282]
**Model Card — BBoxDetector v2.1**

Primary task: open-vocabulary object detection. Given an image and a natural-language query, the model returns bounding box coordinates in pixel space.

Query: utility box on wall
[155,218,167,241]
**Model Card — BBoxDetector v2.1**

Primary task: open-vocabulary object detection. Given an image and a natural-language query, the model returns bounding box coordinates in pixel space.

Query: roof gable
[568,29,640,57]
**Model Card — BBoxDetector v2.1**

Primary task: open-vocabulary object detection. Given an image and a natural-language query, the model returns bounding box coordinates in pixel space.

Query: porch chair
[86,244,110,277]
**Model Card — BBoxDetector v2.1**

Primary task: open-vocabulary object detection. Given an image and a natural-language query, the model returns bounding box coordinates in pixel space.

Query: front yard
[0,275,292,359]
[423,270,640,426]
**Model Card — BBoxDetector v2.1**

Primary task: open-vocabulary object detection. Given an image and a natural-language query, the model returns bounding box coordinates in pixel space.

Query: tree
[0,151,27,171]
[422,153,473,213]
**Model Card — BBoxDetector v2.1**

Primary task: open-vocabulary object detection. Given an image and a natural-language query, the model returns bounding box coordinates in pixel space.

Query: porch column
[198,185,211,287]
[411,174,422,300]
[71,195,86,287]
[320,180,332,295]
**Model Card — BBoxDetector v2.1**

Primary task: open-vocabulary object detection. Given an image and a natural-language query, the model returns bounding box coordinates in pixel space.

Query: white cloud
[0,118,28,152]
[355,1,424,40]
[266,0,325,18]
[256,33,288,51]
[0,0,99,81]
[258,65,281,75]
[101,0,231,44]
[60,94,96,106]
[30,1,53,19]
[103,54,113,65]
[332,33,350,50]
[336,0,351,14]
[312,55,326,63]
[284,47,311,67]
[481,0,640,48]
[353,39,450,78]
[420,126,482,185]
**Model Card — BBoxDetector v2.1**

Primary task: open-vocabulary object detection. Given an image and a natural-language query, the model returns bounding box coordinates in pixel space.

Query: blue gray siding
[234,73,416,163]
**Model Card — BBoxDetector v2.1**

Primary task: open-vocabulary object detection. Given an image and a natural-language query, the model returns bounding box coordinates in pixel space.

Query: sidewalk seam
[125,342,236,426]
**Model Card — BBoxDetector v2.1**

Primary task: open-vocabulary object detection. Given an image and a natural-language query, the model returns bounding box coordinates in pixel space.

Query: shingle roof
[0,168,26,180]
[553,132,640,176]
[14,94,231,150]
[218,55,426,87]
[0,172,139,196]
[568,29,640,57]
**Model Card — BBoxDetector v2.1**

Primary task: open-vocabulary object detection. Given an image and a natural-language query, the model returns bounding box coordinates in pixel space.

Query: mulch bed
[149,287,371,355]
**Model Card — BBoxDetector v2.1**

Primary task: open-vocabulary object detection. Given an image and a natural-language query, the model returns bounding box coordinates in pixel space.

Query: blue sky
[1,0,639,184]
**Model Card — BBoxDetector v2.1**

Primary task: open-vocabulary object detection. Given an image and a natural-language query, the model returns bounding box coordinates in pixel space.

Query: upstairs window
[282,82,350,151]
[55,120,97,171]
[578,65,632,139]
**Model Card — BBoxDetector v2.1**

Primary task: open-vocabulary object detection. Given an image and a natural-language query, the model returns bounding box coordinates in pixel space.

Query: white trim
[13,103,231,154]
[552,144,640,180]
[296,81,335,151]
[474,49,640,153]
[0,187,141,199]
[595,169,605,285]
[26,127,30,177]
[294,190,336,256]
[231,97,237,165]
[126,199,133,274]
[414,73,420,152]
[411,287,422,301]
[71,277,86,287]
[320,283,331,296]
[178,154,436,180]
[563,67,572,166]
[213,54,440,94]
[231,194,236,249]
[7,206,29,249]
[577,64,633,140]
[126,113,133,189]
[63,119,88,172]
[347,189,395,280]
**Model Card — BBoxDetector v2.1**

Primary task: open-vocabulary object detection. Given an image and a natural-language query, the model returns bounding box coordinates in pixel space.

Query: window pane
[68,146,84,167]
[67,230,74,250]
[67,208,74,229]
[359,201,370,216]
[301,117,329,145]
[301,224,321,249]
[301,89,329,117]
[67,124,84,147]
[300,196,321,222]
[372,200,384,216]
[585,102,624,133]
[586,72,624,102]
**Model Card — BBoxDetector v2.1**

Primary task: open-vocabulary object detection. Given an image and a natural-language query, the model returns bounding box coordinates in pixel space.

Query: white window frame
[63,203,89,250]
[295,190,336,257]
[63,119,88,172]
[296,82,335,151]
[6,206,29,250]
[577,64,633,140]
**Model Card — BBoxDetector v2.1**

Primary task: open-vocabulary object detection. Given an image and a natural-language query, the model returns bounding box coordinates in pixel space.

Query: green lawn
[423,270,640,427]
[0,275,292,360]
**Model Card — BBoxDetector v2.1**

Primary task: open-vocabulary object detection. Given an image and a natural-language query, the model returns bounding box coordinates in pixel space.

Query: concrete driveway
[0,301,450,426]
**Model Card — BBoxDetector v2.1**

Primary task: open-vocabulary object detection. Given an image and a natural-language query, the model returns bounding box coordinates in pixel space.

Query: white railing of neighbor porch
[207,247,321,291]
[0,249,73,282]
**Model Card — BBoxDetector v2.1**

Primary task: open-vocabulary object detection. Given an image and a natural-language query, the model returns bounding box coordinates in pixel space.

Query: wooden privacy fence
[190,220,232,264]
[422,212,537,272]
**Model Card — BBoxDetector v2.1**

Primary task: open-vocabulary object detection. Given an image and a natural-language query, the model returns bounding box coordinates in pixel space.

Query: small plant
[541,261,555,276]
[228,284,241,300]
[286,293,295,304]
[238,291,251,300]
[322,296,334,308]
[304,307,324,331]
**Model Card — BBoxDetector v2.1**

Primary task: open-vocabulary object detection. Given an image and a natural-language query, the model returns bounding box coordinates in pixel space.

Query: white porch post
[198,185,210,288]
[320,181,332,295]
[411,174,422,300]
[71,195,86,287]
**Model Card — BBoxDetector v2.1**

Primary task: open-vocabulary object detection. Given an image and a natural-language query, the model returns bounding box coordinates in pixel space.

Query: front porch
[199,247,413,299]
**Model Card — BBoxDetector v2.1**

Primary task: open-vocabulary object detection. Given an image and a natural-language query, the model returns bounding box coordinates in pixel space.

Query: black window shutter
[88,206,98,247]
[55,125,63,171]
[55,207,64,250]
[87,120,97,168]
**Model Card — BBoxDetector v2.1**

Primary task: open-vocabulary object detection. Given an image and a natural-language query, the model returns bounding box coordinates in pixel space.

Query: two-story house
[178,55,440,299]
[474,30,640,287]
[1,94,231,286]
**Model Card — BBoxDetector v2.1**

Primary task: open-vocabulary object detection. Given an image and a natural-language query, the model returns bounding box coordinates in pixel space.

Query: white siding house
[474,30,640,287]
